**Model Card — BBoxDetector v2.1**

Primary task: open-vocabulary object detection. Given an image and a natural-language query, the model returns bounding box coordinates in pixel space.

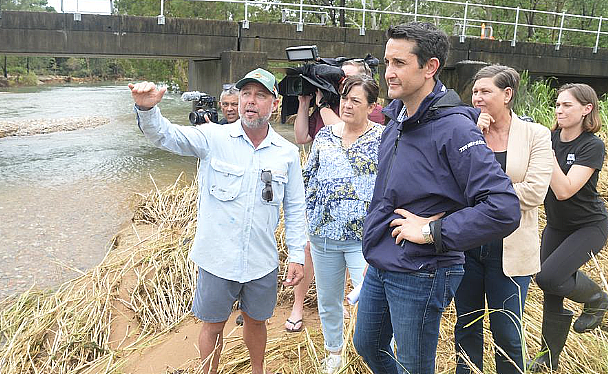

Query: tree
[2,0,54,11]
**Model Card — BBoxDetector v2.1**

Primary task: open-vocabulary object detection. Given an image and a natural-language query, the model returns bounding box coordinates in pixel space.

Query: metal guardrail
[281,8,328,27]
[187,0,608,52]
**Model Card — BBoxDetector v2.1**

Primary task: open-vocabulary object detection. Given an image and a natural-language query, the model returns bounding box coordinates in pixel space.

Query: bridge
[2,10,608,98]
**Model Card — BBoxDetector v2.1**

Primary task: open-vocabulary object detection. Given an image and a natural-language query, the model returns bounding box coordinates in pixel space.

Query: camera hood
[278,64,345,96]
[278,63,345,123]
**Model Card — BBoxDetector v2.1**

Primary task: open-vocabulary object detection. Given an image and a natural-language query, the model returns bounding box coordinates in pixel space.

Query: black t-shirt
[544,129,607,230]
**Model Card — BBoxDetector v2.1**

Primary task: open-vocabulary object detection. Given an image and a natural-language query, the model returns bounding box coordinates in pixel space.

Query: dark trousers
[536,218,608,312]
[454,240,531,374]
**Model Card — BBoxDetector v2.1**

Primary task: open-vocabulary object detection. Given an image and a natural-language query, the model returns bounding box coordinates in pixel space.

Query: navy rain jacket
[362,80,521,272]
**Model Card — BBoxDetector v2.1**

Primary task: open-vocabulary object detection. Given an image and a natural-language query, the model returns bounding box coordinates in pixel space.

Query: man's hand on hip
[390,209,444,245]
[128,81,167,110]
[283,262,304,287]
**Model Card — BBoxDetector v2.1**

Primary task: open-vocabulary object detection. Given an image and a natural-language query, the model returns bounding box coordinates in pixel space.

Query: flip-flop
[284,318,303,333]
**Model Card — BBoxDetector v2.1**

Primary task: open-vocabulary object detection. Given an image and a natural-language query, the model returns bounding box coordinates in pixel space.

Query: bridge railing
[188,0,608,52]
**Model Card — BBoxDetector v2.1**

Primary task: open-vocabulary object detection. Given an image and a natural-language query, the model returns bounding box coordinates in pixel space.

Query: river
[0,82,296,300]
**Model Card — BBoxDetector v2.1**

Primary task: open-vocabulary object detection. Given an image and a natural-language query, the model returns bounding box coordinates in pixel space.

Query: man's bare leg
[285,241,314,331]
[198,321,226,374]
[242,312,268,374]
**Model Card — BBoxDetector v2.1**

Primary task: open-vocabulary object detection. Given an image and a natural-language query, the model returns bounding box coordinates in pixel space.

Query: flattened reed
[0,252,114,373]
[1,150,607,374]
[0,175,200,374]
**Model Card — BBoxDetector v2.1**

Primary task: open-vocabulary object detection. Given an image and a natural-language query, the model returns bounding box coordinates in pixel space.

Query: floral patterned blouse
[303,122,383,241]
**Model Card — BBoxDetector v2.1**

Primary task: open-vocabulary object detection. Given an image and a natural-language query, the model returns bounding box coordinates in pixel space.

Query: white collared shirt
[136,106,306,282]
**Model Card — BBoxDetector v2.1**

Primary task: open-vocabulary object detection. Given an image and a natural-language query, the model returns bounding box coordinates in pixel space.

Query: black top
[544,129,607,230]
[494,151,507,172]
[218,117,229,125]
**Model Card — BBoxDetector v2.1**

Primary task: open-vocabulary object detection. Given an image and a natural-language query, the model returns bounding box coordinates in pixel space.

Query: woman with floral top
[303,75,383,374]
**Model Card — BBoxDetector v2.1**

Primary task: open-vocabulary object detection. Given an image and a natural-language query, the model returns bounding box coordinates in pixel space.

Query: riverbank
[0,116,110,138]
[1,168,607,374]
[0,74,130,88]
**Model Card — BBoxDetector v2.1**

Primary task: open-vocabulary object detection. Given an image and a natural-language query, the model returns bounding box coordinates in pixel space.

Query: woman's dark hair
[386,22,449,79]
[340,75,379,105]
[554,83,602,133]
[473,65,520,109]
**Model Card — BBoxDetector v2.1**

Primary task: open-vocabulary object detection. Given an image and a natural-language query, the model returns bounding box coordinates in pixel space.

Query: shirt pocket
[208,158,245,201]
[261,169,288,206]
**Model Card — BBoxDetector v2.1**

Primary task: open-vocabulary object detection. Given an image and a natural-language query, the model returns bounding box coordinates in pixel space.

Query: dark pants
[454,240,531,374]
[536,219,608,312]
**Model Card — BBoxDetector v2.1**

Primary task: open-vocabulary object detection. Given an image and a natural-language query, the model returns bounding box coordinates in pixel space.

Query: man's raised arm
[129,81,210,159]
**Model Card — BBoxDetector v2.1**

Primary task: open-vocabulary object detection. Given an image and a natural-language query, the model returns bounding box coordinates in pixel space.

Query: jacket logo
[459,140,486,153]
[567,153,575,165]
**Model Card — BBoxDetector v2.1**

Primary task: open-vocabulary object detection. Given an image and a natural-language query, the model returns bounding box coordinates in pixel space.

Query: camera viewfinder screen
[287,49,315,61]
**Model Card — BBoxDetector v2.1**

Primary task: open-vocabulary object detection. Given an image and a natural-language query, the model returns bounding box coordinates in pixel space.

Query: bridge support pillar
[442,60,488,105]
[188,51,268,98]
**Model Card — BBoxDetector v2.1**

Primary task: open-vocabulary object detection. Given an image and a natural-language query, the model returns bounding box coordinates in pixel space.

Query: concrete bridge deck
[2,10,608,95]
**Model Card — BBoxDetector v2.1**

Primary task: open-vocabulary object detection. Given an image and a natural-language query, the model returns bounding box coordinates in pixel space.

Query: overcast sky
[46,0,113,14]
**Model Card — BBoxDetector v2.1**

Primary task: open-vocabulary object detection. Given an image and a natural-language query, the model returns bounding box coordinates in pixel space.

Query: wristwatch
[422,222,434,244]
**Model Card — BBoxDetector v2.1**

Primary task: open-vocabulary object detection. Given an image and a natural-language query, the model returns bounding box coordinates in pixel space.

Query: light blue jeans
[309,235,367,352]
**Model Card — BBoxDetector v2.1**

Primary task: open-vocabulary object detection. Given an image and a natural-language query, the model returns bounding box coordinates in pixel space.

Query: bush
[63,58,85,74]
[515,71,557,128]
[18,72,39,86]
[73,70,91,78]
[8,66,27,76]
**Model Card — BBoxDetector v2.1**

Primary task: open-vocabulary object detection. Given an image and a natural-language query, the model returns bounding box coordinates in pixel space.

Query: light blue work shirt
[135,106,307,283]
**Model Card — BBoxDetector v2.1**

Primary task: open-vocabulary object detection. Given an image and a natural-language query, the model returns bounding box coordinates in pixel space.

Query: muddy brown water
[0,82,296,300]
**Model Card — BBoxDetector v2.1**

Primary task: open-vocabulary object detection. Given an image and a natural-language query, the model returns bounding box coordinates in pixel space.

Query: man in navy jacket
[352,22,521,374]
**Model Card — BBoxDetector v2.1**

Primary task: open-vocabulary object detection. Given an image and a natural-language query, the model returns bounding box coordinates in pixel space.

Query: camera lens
[189,111,204,125]
[290,78,302,96]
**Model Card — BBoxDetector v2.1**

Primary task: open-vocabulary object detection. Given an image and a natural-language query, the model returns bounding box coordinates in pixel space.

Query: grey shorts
[191,267,278,323]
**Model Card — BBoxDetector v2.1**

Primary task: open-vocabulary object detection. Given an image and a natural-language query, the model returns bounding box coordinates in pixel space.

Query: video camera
[181,91,219,124]
[277,45,379,123]
[281,45,321,96]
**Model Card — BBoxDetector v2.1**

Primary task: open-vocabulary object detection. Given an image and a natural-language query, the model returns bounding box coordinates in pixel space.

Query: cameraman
[293,60,384,144]
[193,84,239,125]
[218,84,240,124]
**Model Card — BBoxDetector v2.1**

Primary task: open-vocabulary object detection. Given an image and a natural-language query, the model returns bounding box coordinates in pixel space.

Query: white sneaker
[321,354,342,374]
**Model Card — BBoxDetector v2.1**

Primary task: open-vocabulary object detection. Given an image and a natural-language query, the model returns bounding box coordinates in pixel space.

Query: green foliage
[114,0,243,20]
[514,72,608,134]
[117,58,188,91]
[18,71,39,85]
[62,57,84,74]
[597,95,608,133]
[276,0,608,49]
[515,71,557,128]
[7,65,28,76]
[3,0,54,11]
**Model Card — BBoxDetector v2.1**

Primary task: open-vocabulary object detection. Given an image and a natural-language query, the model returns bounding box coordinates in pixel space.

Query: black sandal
[284,318,303,332]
